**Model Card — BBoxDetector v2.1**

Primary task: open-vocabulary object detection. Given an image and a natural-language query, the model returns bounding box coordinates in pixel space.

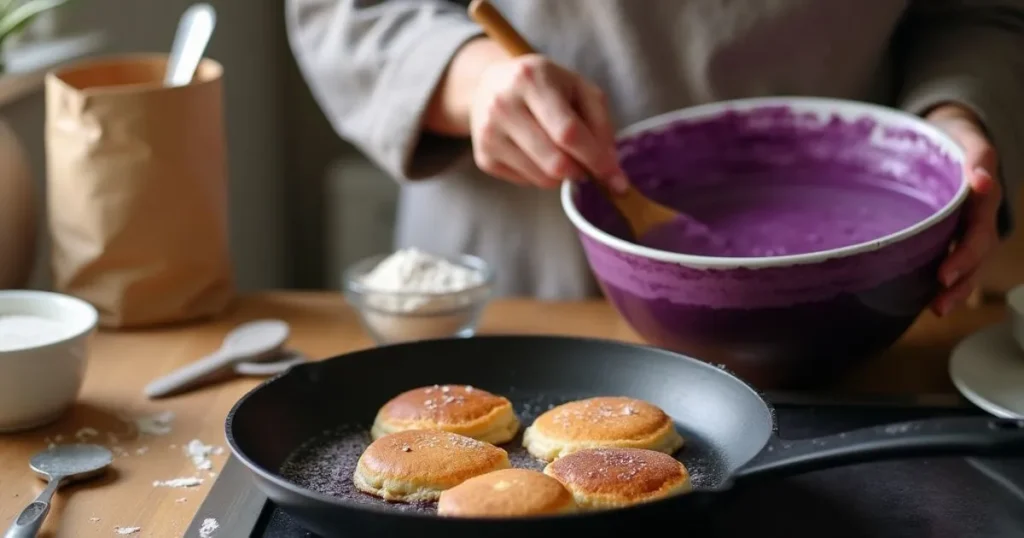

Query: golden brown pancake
[543,447,691,510]
[353,429,511,502]
[371,384,520,444]
[437,468,577,518]
[522,396,684,461]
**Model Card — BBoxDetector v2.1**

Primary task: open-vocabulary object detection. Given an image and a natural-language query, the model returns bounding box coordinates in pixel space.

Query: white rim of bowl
[0,290,100,352]
[560,96,970,270]
[344,252,495,298]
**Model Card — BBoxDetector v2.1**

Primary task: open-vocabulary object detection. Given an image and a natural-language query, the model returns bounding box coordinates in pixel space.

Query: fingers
[523,81,627,193]
[473,130,559,188]
[931,268,978,317]
[502,101,585,188]
[938,167,1001,287]
[469,56,625,192]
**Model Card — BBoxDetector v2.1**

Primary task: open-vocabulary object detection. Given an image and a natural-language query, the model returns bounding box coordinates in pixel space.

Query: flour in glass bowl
[0,315,73,352]
[359,248,485,313]
[353,249,490,342]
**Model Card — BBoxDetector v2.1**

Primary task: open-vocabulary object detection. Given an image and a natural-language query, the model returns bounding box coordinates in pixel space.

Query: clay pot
[0,119,37,289]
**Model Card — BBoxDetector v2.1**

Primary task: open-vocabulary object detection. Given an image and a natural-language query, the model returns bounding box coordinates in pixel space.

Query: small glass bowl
[343,252,495,345]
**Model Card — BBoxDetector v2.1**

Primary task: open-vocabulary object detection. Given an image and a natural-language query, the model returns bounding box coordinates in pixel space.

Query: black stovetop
[187,394,1024,538]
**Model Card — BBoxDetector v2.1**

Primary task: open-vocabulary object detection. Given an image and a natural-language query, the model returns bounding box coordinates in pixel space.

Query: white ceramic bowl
[0,290,98,432]
[1008,284,1024,353]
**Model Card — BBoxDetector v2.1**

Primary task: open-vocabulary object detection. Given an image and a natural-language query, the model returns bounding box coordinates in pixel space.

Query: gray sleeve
[284,0,483,181]
[895,0,1024,236]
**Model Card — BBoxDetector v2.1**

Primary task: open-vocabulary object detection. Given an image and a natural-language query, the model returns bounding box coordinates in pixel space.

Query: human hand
[925,103,1003,316]
[469,53,629,192]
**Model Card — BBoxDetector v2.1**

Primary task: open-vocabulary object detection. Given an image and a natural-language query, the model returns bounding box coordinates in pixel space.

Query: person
[285,0,1020,316]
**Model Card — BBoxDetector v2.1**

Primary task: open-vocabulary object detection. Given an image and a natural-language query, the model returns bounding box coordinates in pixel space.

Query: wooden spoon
[467,0,682,240]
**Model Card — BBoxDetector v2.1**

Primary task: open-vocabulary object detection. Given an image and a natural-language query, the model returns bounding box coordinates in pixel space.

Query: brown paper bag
[45,54,235,328]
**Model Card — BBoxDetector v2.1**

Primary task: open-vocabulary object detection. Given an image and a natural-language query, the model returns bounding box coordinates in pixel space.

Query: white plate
[949,323,1024,419]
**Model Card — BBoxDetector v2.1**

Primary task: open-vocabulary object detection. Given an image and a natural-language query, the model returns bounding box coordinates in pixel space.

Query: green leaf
[0,0,73,41]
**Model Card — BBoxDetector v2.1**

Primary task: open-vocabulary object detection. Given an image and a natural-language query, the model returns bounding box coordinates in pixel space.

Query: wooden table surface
[0,290,1012,537]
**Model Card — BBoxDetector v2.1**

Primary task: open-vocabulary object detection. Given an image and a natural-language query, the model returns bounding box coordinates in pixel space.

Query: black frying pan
[225,336,1024,537]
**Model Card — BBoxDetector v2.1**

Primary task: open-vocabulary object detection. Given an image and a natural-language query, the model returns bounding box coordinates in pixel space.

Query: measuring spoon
[4,444,114,538]
[144,319,290,399]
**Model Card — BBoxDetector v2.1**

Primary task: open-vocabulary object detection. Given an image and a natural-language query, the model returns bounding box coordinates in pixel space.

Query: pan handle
[733,416,1024,482]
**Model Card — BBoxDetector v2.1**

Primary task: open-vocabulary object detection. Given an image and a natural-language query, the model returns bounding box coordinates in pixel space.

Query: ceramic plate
[949,323,1024,419]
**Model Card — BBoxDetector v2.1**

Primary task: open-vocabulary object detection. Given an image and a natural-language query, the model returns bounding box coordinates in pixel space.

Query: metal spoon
[4,444,114,538]
[164,3,216,87]
[144,319,291,398]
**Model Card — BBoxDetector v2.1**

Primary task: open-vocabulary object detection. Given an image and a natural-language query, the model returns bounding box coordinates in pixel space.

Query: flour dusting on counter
[186,439,215,471]
[114,526,141,535]
[153,477,203,488]
[135,411,175,435]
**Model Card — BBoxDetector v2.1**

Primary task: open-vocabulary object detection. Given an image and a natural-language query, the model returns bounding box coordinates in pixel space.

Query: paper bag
[45,54,234,328]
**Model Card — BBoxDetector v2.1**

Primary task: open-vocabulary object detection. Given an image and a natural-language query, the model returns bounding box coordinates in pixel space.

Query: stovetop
[187,394,1024,538]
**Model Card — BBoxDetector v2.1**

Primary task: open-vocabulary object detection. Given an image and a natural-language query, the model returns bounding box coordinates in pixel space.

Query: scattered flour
[175,497,188,503]
[357,249,487,342]
[90,517,100,522]
[0,314,73,351]
[114,526,141,535]
[75,427,99,441]
[135,446,149,456]
[186,439,215,471]
[135,411,176,435]
[199,518,220,537]
[153,477,203,488]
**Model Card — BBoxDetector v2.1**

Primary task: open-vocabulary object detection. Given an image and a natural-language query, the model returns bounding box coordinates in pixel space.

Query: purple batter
[578,105,960,259]
[638,179,937,257]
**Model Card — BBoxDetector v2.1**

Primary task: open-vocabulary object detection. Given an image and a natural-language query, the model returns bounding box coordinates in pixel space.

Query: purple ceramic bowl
[561,97,968,389]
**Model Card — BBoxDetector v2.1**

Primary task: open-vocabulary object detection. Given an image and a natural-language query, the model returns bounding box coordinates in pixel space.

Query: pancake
[437,468,577,518]
[353,429,511,503]
[371,384,520,444]
[543,447,691,510]
[522,396,684,461]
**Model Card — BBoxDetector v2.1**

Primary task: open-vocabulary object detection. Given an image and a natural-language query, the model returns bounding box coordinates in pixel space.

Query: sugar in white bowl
[0,290,98,432]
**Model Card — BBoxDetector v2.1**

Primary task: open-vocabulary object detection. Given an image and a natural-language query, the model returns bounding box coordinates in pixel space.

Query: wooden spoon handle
[468,0,536,56]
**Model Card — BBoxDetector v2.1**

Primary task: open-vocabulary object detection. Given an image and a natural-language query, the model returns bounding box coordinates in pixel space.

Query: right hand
[469,53,629,193]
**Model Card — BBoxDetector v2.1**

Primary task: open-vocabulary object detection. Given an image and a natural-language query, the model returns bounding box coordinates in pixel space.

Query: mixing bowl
[561,97,968,388]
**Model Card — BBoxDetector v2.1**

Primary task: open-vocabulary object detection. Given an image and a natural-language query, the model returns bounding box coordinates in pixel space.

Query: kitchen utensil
[144,319,290,399]
[0,291,98,433]
[561,95,968,389]
[950,322,1024,419]
[224,336,1024,538]
[164,3,216,87]
[466,0,683,240]
[1008,284,1024,352]
[343,252,494,345]
[4,444,113,538]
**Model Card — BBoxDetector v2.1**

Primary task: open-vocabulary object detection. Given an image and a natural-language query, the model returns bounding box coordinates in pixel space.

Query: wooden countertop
[0,291,1012,537]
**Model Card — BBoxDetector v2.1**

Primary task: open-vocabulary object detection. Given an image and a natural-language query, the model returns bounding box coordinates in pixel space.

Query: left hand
[925,103,1003,316]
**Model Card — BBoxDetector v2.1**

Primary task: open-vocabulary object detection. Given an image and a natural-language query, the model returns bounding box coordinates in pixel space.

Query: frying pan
[225,336,1024,537]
